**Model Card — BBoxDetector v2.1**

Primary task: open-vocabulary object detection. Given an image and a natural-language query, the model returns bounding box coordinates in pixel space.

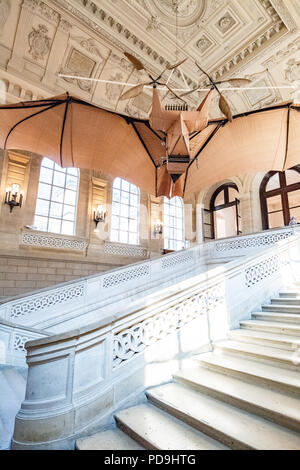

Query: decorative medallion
[196,35,212,54]
[28,24,51,61]
[145,0,205,26]
[217,14,236,33]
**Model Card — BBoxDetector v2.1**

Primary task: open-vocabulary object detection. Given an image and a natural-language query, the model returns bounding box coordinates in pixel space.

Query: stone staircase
[0,365,27,450]
[76,286,300,450]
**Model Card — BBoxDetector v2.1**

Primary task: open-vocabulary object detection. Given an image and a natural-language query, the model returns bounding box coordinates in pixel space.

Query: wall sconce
[93,204,106,228]
[5,184,24,212]
[154,219,163,235]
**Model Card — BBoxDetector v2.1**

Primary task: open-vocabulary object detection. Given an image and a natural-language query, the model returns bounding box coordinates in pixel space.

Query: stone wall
[0,253,119,300]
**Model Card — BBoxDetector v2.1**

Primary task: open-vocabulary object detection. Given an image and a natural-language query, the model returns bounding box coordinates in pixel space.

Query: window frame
[209,183,241,239]
[110,177,140,245]
[163,196,185,251]
[260,166,300,230]
[34,158,80,236]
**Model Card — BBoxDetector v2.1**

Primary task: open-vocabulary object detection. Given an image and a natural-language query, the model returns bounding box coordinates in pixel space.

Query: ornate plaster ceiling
[0,0,299,120]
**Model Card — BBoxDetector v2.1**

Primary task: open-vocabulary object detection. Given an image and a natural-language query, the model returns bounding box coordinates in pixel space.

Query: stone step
[252,312,300,324]
[214,340,300,371]
[241,319,300,336]
[262,304,300,314]
[76,428,145,450]
[147,382,300,450]
[115,403,228,450]
[271,298,300,306]
[229,328,300,351]
[194,352,300,395]
[279,290,300,299]
[173,366,300,432]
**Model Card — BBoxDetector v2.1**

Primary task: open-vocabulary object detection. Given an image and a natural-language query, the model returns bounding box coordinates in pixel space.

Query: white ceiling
[0,0,299,118]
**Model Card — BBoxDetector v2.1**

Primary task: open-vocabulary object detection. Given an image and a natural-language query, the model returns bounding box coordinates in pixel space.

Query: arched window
[34,158,79,235]
[111,177,140,244]
[260,166,300,229]
[163,196,185,251]
[210,183,241,240]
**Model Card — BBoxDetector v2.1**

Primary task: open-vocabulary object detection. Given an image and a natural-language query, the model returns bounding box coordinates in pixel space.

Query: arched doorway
[210,183,241,240]
[260,166,300,230]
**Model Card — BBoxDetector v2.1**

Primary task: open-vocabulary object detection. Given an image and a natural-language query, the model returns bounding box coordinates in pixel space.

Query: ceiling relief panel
[0,0,298,119]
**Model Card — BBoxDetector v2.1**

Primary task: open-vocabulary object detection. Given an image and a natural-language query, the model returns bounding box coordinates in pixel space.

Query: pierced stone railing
[207,226,299,258]
[11,232,300,449]
[1,226,299,333]
[103,241,148,258]
[21,229,89,252]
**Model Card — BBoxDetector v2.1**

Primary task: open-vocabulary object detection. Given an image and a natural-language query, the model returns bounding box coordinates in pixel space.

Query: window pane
[112,202,120,215]
[113,189,120,202]
[289,207,300,222]
[37,182,51,200]
[121,191,129,205]
[39,167,53,184]
[35,199,49,217]
[129,219,137,232]
[130,185,138,194]
[267,195,282,213]
[120,218,128,231]
[67,167,78,176]
[64,189,76,205]
[129,233,137,244]
[65,175,77,190]
[286,170,300,187]
[268,211,284,229]
[50,202,63,218]
[119,231,128,243]
[61,220,74,235]
[34,216,48,231]
[53,171,66,187]
[215,191,224,206]
[228,187,238,203]
[48,218,61,233]
[129,206,137,219]
[130,194,138,206]
[54,163,64,172]
[121,180,130,192]
[114,178,121,189]
[63,205,75,221]
[42,158,54,169]
[288,190,300,209]
[122,204,129,218]
[52,186,64,203]
[266,173,280,191]
[111,230,119,242]
[111,215,119,229]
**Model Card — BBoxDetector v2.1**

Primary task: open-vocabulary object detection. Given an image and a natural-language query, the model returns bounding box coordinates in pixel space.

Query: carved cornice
[52,0,196,87]
[269,0,298,32]
[23,0,60,25]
